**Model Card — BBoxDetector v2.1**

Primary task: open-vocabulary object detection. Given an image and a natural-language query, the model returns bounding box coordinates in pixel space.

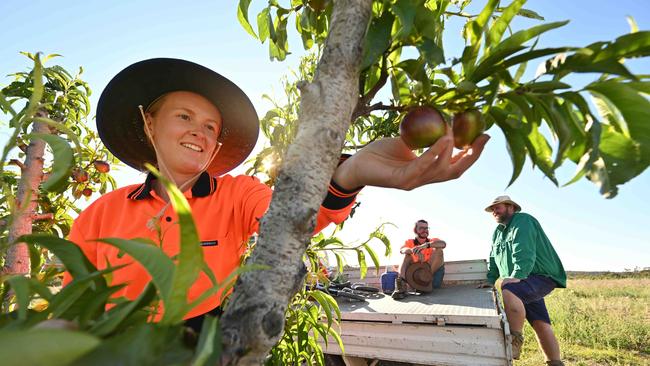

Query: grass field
[516,275,650,365]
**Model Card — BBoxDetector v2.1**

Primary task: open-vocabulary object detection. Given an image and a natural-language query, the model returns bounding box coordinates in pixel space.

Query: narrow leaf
[146,165,204,324]
[0,329,99,366]
[471,21,569,82]
[99,237,175,305]
[360,11,395,70]
[487,0,527,47]
[237,0,258,39]
[29,133,74,192]
[586,80,650,161]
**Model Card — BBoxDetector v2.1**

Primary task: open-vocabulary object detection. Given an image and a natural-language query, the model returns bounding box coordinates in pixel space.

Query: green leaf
[390,68,411,104]
[28,133,74,192]
[49,268,121,320]
[468,0,499,46]
[309,289,334,329]
[23,53,45,123]
[78,284,127,328]
[591,93,627,135]
[191,316,222,366]
[356,250,367,279]
[490,107,527,186]
[4,276,32,320]
[361,11,395,70]
[19,234,97,280]
[390,0,418,41]
[586,80,650,161]
[586,124,645,198]
[89,283,157,337]
[145,165,204,324]
[530,96,573,168]
[237,0,258,39]
[525,81,571,93]
[99,237,174,306]
[0,90,17,117]
[71,324,190,366]
[593,31,650,62]
[461,0,499,74]
[363,244,381,275]
[417,38,445,67]
[526,122,558,184]
[626,16,638,33]
[0,329,99,366]
[471,21,569,82]
[517,8,544,20]
[487,0,527,47]
[257,7,271,43]
[31,117,82,155]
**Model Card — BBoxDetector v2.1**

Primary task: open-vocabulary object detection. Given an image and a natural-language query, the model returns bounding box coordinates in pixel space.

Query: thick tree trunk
[219,1,373,364]
[3,115,49,276]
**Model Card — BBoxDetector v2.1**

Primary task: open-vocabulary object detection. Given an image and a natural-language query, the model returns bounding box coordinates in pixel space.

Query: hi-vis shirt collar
[127,172,218,200]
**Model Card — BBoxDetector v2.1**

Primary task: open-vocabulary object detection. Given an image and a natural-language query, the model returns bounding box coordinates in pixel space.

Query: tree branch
[219,1,374,364]
[8,159,27,171]
[4,110,49,277]
[31,213,54,221]
[352,56,389,121]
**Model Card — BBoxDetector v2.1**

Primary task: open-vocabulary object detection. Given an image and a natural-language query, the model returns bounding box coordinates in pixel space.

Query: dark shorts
[502,275,557,324]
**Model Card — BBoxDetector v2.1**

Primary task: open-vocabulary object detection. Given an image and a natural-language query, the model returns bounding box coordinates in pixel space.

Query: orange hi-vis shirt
[402,237,442,263]
[64,172,360,320]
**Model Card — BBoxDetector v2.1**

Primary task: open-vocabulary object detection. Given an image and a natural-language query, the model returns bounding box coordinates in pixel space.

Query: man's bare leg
[428,248,444,274]
[501,288,526,359]
[399,254,413,278]
[531,320,562,362]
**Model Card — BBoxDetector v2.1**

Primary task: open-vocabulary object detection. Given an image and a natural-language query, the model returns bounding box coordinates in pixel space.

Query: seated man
[392,219,446,299]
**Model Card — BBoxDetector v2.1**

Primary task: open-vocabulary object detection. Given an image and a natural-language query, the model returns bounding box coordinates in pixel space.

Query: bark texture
[4,115,49,276]
[219,1,373,364]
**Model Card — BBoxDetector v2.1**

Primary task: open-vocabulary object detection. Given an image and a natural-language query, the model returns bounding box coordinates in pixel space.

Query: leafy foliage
[0,172,251,364]
[239,0,650,198]
[1,53,119,273]
[0,57,246,364]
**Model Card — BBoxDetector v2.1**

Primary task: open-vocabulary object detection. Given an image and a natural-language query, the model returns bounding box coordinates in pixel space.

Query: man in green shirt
[482,196,566,366]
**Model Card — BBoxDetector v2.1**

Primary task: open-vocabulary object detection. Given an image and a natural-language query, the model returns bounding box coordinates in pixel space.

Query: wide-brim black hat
[96,58,259,176]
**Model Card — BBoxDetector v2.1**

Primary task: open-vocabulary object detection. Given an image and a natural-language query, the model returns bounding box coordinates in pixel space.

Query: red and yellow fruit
[72,169,89,183]
[93,160,111,173]
[399,106,448,150]
[452,109,485,149]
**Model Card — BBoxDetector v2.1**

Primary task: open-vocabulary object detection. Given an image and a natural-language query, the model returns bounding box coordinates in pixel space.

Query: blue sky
[2,1,649,271]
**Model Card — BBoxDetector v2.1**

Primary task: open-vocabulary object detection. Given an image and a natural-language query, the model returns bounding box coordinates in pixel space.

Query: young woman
[65,58,489,329]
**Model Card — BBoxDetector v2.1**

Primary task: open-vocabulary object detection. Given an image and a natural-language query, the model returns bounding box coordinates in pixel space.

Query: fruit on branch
[93,160,111,173]
[399,106,448,150]
[72,168,89,183]
[452,109,485,149]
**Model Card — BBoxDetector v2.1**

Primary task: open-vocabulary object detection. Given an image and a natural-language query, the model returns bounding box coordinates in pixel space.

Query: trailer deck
[321,260,512,366]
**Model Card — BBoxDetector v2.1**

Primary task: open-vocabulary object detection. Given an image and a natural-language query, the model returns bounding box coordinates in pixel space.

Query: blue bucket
[381,271,399,294]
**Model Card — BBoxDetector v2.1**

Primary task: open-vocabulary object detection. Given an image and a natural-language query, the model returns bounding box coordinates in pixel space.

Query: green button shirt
[487,212,566,288]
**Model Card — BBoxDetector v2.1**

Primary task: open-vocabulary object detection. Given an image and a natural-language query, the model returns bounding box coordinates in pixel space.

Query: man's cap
[405,262,434,293]
[96,58,259,176]
[485,195,521,212]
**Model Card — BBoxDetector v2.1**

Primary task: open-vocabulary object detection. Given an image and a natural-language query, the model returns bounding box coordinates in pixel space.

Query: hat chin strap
[138,105,221,231]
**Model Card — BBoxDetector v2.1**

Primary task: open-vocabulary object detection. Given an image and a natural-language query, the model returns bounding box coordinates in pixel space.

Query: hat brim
[405,262,434,292]
[97,58,259,176]
[485,200,521,212]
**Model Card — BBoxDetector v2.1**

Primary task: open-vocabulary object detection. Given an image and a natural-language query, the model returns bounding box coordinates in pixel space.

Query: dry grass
[516,278,650,365]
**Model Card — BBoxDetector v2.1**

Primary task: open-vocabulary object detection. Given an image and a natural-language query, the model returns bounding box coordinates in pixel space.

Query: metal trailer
[321,259,513,366]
